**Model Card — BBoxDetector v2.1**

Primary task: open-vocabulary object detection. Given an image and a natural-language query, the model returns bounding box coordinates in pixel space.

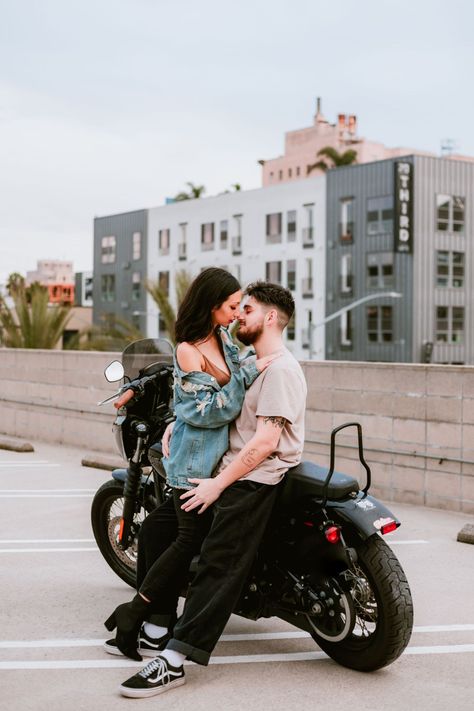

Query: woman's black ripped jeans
[136,488,212,627]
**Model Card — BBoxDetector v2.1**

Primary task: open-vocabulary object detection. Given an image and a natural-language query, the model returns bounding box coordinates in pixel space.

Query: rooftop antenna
[440,138,456,157]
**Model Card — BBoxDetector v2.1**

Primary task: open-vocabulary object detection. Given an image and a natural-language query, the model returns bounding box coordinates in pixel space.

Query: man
[119,281,307,698]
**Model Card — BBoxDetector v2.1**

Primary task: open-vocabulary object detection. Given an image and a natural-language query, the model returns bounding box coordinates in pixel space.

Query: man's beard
[237,321,264,345]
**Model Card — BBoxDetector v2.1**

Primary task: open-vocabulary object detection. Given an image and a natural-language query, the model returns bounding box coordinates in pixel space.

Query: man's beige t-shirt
[219,347,307,485]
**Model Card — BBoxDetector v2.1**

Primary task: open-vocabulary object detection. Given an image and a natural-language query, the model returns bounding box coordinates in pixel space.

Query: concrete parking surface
[1,442,473,711]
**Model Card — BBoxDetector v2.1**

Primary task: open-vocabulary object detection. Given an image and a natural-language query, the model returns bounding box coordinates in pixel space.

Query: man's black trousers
[167,480,279,665]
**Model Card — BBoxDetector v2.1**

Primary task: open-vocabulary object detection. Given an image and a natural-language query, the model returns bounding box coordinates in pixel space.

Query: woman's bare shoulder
[176,342,204,372]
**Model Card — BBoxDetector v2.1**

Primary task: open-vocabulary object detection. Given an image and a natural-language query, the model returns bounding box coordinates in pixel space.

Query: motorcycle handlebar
[114,388,136,409]
[112,367,171,410]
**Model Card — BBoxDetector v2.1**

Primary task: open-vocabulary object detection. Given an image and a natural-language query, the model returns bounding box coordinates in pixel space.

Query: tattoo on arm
[241,448,258,467]
[263,416,287,429]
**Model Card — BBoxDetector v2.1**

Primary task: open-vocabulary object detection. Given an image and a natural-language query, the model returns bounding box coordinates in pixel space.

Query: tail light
[380,520,399,535]
[324,525,341,544]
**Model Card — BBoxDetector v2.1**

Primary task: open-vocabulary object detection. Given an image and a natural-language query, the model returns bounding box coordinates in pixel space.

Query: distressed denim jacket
[162,328,259,489]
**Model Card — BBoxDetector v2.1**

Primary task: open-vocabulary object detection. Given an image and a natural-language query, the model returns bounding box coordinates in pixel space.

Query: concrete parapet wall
[0,350,473,514]
[0,349,120,456]
[302,361,474,515]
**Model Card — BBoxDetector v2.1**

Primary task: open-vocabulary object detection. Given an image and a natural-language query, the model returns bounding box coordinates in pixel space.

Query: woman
[104,268,275,660]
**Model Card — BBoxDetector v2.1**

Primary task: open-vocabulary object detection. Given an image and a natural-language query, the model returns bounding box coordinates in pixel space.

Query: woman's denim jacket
[162,328,259,490]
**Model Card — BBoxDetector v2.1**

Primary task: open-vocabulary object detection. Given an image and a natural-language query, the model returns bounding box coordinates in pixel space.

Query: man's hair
[244,281,295,329]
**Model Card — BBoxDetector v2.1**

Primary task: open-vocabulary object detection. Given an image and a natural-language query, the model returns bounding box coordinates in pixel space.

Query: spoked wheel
[309,535,413,671]
[91,480,155,588]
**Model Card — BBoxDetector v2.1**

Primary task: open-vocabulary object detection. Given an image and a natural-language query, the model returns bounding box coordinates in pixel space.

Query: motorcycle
[91,338,414,672]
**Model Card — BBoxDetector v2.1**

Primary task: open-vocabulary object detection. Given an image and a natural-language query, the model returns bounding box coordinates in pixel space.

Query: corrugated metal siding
[325,159,413,362]
[413,156,474,364]
[93,210,148,333]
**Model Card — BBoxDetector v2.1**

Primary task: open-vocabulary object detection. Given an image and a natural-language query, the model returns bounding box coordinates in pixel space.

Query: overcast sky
[1,0,473,283]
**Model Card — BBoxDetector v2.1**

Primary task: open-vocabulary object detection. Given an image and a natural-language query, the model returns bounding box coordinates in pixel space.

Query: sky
[1,0,473,284]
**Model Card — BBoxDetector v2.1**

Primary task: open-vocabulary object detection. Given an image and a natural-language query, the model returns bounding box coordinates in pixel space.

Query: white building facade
[146,176,326,359]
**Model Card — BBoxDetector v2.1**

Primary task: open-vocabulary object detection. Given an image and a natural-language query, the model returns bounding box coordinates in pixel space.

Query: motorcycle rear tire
[310,535,413,671]
[91,479,155,588]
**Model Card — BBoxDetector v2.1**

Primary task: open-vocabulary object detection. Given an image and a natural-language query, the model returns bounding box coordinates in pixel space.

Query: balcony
[302,227,314,247]
[178,243,187,260]
[302,277,313,297]
[232,235,242,255]
[301,328,310,348]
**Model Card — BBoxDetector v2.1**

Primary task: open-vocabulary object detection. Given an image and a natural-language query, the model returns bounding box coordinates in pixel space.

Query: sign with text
[394,161,413,253]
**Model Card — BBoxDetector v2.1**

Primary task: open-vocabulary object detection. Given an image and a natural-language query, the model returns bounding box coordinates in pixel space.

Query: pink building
[260,98,472,186]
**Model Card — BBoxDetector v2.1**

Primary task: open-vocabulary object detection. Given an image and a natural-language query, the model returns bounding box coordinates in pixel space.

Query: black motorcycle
[91,338,414,672]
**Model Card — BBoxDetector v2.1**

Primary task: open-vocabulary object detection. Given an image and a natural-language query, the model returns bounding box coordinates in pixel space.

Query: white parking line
[0,489,96,493]
[0,496,94,500]
[0,462,60,468]
[2,624,473,648]
[0,539,95,544]
[0,547,98,553]
[1,645,474,670]
[388,539,428,545]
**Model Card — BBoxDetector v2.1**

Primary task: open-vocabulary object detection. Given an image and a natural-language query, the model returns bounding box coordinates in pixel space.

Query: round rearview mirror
[104,360,125,383]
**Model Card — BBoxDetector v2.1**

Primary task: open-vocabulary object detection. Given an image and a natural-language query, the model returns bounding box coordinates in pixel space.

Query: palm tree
[173,182,206,201]
[307,146,358,175]
[146,269,193,344]
[0,280,72,348]
[64,316,143,352]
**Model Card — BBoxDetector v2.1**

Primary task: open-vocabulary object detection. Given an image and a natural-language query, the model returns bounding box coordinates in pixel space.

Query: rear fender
[325,494,400,544]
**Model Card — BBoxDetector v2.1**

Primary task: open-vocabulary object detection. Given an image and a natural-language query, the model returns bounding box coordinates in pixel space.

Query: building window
[266,261,282,284]
[288,168,292,178]
[436,195,465,233]
[367,306,393,343]
[100,274,115,302]
[159,229,170,255]
[287,313,295,341]
[340,310,352,348]
[132,272,141,301]
[158,270,169,297]
[266,213,282,244]
[367,253,394,289]
[340,254,353,295]
[339,198,354,243]
[436,251,465,288]
[287,210,297,242]
[132,232,141,260]
[278,170,283,180]
[302,258,313,297]
[101,236,116,264]
[232,215,242,254]
[436,306,464,343]
[269,171,274,181]
[201,223,215,251]
[367,196,393,235]
[220,220,228,249]
[287,259,296,291]
[296,166,300,177]
[178,223,187,260]
[303,205,314,247]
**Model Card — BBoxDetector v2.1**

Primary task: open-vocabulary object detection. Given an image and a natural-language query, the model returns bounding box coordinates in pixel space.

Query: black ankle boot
[104,594,150,661]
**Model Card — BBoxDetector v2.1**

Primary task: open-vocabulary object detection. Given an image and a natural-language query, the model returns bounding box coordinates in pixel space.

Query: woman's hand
[161,421,175,458]
[255,353,280,373]
[180,478,224,514]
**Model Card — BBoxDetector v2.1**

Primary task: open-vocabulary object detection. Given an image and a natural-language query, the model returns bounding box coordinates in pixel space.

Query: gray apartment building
[93,209,148,333]
[325,155,474,364]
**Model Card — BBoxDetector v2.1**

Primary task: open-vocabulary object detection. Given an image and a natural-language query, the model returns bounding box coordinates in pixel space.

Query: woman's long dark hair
[174,268,240,343]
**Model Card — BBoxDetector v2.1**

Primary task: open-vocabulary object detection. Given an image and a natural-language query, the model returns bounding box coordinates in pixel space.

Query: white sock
[143,622,167,639]
[160,648,186,668]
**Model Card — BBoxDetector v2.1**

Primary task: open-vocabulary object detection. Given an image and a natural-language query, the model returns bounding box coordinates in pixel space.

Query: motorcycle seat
[282,461,360,501]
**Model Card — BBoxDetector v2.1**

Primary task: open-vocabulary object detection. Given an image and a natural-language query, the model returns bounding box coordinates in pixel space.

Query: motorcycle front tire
[91,479,155,588]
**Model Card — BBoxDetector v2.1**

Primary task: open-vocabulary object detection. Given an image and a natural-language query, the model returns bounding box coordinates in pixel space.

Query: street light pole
[308,291,403,360]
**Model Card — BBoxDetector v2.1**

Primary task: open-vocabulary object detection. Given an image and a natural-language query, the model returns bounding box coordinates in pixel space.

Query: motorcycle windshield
[122,338,174,380]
